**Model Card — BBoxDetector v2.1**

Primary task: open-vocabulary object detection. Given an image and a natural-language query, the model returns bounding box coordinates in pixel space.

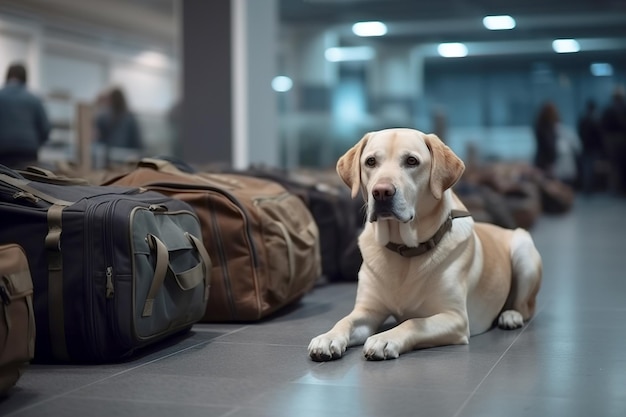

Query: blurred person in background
[533,101,559,177]
[95,87,143,167]
[0,62,50,169]
[533,101,581,186]
[577,99,605,193]
[601,86,626,195]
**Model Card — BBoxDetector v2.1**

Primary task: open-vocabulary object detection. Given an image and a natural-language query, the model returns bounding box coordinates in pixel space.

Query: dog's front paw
[363,335,401,361]
[498,310,524,330]
[308,334,348,362]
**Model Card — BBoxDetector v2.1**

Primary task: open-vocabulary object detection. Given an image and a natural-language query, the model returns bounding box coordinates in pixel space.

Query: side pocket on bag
[0,244,35,395]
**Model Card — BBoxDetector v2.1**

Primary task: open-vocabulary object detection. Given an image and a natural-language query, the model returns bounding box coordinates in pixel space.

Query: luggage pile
[455,161,575,230]
[0,158,332,394]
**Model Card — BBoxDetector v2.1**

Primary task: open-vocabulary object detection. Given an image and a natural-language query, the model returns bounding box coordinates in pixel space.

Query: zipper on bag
[105,266,114,298]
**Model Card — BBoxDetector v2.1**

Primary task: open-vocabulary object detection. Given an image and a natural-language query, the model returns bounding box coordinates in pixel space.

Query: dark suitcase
[0,166,210,363]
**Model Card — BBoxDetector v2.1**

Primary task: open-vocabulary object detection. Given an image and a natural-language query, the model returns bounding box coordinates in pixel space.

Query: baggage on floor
[0,165,210,363]
[106,158,322,322]
[209,165,364,282]
[538,178,575,214]
[0,244,35,395]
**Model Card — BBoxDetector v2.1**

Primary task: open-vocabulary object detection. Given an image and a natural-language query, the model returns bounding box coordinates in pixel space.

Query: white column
[296,29,338,87]
[367,46,422,123]
[232,0,279,169]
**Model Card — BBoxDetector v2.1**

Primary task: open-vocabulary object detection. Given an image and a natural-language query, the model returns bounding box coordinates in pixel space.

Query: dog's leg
[308,306,388,362]
[498,228,543,330]
[363,311,469,360]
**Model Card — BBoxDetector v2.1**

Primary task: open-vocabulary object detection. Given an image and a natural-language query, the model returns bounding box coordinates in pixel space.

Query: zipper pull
[148,204,168,212]
[105,267,114,298]
[0,285,10,305]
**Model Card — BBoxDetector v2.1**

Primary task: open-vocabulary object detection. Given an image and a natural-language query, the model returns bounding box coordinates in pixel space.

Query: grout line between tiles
[210,340,309,348]
[451,305,546,417]
[4,326,250,417]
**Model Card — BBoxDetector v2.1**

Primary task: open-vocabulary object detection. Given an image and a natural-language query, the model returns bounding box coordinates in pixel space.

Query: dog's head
[337,128,465,244]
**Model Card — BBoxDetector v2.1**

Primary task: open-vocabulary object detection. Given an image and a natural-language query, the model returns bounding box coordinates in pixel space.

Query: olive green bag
[0,244,35,396]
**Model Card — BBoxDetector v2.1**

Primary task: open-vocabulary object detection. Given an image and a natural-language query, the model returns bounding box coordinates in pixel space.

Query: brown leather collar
[385,209,471,257]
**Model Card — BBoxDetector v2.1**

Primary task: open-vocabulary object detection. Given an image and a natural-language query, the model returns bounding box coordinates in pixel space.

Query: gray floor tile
[474,352,626,400]
[134,342,318,381]
[243,383,469,417]
[7,397,233,417]
[296,349,498,393]
[457,393,626,417]
[65,373,275,408]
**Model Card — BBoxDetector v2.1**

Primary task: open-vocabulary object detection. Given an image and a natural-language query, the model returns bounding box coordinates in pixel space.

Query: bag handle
[0,173,74,206]
[138,158,186,176]
[141,232,211,317]
[19,166,90,186]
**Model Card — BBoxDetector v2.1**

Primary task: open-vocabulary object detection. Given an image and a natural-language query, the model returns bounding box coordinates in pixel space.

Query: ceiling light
[590,63,613,77]
[552,39,580,53]
[352,21,387,37]
[437,43,468,58]
[482,15,516,30]
[136,51,169,68]
[325,46,376,62]
[271,76,293,92]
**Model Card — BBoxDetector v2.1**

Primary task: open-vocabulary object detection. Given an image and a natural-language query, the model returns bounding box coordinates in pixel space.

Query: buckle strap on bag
[142,233,211,317]
[46,204,70,362]
[0,173,73,361]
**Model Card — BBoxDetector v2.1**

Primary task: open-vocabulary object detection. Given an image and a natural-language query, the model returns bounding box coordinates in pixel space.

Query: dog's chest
[362,254,433,318]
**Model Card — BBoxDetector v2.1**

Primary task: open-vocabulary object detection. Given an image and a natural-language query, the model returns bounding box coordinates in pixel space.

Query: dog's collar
[385,209,471,258]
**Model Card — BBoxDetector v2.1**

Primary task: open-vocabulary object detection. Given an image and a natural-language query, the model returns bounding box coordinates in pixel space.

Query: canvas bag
[0,244,35,395]
[0,165,210,362]
[106,158,322,322]
[211,166,364,282]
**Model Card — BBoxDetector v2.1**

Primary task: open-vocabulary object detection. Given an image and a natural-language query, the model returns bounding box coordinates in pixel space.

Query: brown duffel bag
[0,244,35,396]
[106,158,322,322]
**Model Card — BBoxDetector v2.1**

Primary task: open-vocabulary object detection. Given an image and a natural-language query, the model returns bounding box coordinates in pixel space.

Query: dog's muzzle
[369,182,401,222]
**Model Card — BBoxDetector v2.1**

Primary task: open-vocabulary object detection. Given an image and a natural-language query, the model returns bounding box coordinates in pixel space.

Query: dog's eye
[406,156,420,166]
[365,157,376,167]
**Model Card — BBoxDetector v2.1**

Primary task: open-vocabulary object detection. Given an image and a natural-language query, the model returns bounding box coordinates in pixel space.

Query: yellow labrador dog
[308,128,542,361]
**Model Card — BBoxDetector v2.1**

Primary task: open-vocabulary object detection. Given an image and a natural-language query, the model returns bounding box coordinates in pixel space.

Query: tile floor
[2,195,626,417]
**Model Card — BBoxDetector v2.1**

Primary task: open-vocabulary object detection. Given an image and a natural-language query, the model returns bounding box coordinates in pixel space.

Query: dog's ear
[424,134,465,200]
[337,132,372,199]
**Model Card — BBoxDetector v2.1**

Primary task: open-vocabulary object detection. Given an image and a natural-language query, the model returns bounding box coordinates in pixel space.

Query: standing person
[0,62,50,169]
[533,101,559,177]
[577,99,605,193]
[601,86,626,195]
[95,87,143,167]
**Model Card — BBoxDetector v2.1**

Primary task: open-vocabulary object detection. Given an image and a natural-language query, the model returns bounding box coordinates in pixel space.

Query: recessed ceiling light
[437,43,468,58]
[325,46,376,62]
[590,63,613,77]
[271,76,293,92]
[482,15,516,30]
[352,21,387,37]
[552,39,580,53]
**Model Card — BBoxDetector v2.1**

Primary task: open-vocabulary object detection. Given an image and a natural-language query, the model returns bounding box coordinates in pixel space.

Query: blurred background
[0,0,624,174]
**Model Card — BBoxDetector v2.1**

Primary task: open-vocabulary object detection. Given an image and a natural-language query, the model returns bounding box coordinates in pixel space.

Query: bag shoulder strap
[0,173,74,206]
[0,173,71,361]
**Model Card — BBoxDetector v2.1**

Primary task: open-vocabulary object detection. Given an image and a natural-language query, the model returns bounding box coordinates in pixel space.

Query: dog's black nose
[372,183,396,201]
